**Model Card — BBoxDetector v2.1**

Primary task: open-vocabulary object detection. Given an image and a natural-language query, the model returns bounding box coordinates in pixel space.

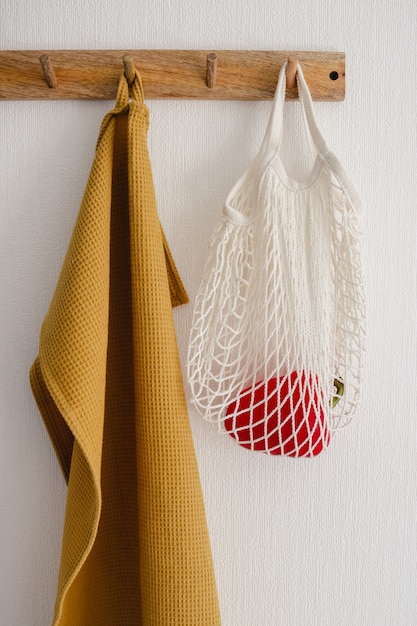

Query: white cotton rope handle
[224,63,361,223]
[224,63,328,217]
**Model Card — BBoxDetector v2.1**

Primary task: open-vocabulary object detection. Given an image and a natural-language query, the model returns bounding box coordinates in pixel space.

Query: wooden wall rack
[0,50,345,101]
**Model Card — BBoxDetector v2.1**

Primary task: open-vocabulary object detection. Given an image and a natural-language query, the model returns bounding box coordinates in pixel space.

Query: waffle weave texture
[30,71,221,626]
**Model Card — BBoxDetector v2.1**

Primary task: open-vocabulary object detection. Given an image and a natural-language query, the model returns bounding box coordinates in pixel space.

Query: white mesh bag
[188,62,365,457]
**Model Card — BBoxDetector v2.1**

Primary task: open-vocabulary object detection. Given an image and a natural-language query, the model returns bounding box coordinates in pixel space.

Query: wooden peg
[286,56,298,90]
[39,54,58,89]
[206,52,218,88]
[123,55,135,86]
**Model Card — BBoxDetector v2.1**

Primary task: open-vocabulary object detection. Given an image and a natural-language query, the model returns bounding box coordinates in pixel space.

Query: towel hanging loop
[39,54,58,89]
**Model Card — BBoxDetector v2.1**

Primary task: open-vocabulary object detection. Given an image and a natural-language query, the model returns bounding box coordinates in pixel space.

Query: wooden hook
[123,55,136,86]
[286,55,298,90]
[39,54,58,89]
[206,52,218,88]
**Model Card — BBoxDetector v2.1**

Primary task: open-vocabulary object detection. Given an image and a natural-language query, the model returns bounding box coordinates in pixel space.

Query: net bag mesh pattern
[187,63,365,457]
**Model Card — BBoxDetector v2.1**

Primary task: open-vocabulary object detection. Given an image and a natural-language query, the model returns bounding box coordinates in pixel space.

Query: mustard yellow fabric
[30,71,221,626]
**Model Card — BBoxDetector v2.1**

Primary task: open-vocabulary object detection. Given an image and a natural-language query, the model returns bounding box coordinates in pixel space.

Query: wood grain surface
[0,50,345,101]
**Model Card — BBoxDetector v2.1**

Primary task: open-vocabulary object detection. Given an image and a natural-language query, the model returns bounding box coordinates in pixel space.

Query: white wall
[1,1,416,625]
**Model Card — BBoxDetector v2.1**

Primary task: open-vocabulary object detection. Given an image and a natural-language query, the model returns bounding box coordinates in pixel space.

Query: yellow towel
[30,70,221,626]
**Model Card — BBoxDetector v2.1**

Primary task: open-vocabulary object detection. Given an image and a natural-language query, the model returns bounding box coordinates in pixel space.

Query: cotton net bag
[187,62,365,457]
